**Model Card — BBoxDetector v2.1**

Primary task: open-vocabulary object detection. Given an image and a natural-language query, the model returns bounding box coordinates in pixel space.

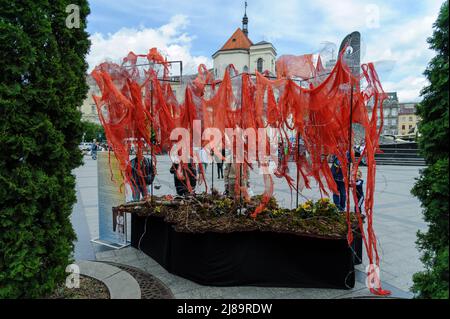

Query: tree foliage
[81,120,105,143]
[411,1,449,299]
[0,1,90,298]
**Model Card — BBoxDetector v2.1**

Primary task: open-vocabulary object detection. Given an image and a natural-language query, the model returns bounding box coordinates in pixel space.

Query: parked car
[79,142,93,154]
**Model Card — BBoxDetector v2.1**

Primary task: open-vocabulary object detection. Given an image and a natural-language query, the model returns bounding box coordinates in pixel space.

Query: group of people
[128,147,227,200]
[330,154,365,214]
[128,146,257,201]
[123,144,365,215]
[354,142,367,166]
[196,147,225,179]
[89,139,109,160]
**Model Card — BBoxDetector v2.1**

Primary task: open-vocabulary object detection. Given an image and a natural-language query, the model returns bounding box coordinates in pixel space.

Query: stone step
[76,260,141,299]
[375,158,426,166]
[376,153,424,159]
[378,149,421,154]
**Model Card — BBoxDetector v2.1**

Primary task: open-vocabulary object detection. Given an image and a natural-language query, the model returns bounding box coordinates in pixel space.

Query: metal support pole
[296,132,300,208]
[211,92,215,193]
[347,83,354,212]
[239,73,244,214]
[211,156,215,191]
[150,79,154,202]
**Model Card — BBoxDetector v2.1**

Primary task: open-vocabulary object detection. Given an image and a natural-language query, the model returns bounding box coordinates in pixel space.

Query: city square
[0,0,447,307]
[73,154,424,298]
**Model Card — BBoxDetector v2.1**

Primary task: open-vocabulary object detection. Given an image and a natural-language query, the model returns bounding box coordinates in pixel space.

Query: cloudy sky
[86,0,444,102]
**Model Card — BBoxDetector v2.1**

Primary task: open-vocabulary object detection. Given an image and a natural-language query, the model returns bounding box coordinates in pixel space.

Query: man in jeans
[330,154,346,211]
[91,139,98,160]
[130,155,154,201]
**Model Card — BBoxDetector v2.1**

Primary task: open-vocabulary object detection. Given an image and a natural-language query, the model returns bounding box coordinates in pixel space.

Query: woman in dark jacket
[170,162,197,196]
[130,156,154,201]
[330,154,346,211]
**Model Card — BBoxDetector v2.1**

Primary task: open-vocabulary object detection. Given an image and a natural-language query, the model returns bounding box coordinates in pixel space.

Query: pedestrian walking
[91,139,98,160]
[130,155,154,201]
[355,169,365,215]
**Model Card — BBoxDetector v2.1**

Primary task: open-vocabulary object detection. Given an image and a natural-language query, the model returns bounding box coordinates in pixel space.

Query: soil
[115,192,361,240]
[47,275,110,299]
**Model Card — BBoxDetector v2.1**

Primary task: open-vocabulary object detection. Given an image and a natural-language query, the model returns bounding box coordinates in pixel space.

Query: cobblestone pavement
[73,154,426,298]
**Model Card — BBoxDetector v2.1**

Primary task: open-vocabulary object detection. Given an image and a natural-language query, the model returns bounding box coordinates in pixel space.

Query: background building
[82,5,275,111]
[212,6,277,79]
[368,92,400,135]
[80,75,100,124]
[398,103,420,135]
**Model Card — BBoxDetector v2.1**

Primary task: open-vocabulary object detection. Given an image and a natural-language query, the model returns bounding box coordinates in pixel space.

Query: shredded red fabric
[91,47,390,296]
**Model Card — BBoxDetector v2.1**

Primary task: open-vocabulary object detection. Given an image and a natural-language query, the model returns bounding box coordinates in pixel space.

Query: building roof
[219,28,253,51]
[399,104,417,115]
[253,40,271,46]
[386,92,398,101]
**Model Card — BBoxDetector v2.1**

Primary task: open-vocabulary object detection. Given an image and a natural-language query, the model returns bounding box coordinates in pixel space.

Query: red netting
[276,54,316,79]
[91,47,390,295]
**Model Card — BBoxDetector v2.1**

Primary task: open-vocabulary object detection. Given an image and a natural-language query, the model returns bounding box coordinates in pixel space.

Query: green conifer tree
[0,1,90,298]
[411,1,449,299]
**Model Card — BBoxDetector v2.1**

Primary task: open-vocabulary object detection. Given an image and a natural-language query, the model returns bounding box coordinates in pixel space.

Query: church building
[212,4,277,79]
[80,3,278,123]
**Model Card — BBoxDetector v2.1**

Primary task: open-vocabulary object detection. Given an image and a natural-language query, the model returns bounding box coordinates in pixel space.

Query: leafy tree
[81,120,105,143]
[0,1,90,298]
[411,1,449,299]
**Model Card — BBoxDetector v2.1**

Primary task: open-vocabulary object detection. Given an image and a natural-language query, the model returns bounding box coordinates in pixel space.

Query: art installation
[91,43,390,295]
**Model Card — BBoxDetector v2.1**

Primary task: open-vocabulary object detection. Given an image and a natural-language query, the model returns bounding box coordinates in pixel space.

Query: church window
[257,58,263,73]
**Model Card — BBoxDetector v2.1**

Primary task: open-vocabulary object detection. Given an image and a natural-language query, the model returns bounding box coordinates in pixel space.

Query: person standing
[277,142,283,167]
[224,162,250,198]
[215,148,225,179]
[330,154,346,211]
[91,139,98,160]
[130,155,154,201]
[359,142,367,166]
[170,161,197,196]
[355,169,365,215]
[198,147,209,172]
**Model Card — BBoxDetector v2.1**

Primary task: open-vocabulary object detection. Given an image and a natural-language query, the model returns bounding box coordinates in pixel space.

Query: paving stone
[169,278,204,295]
[219,286,276,299]
[175,287,230,299]
[336,287,388,299]
[115,248,139,263]
[279,288,345,299]
[103,270,141,299]
[123,259,148,271]
[116,247,138,257]
[139,256,161,268]
[77,260,121,280]
[76,260,141,299]
[96,249,116,259]
[144,264,169,276]
[96,256,120,263]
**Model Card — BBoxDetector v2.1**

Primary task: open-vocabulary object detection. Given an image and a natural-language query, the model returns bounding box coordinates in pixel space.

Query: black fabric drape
[131,215,355,289]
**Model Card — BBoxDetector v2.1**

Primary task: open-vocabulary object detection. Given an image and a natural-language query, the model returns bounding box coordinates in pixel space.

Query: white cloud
[87,15,212,74]
[86,1,442,101]
[360,12,437,102]
[382,76,428,102]
[363,14,436,63]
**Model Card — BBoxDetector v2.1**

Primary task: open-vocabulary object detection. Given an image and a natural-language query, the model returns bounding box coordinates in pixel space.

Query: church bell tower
[242,1,248,36]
